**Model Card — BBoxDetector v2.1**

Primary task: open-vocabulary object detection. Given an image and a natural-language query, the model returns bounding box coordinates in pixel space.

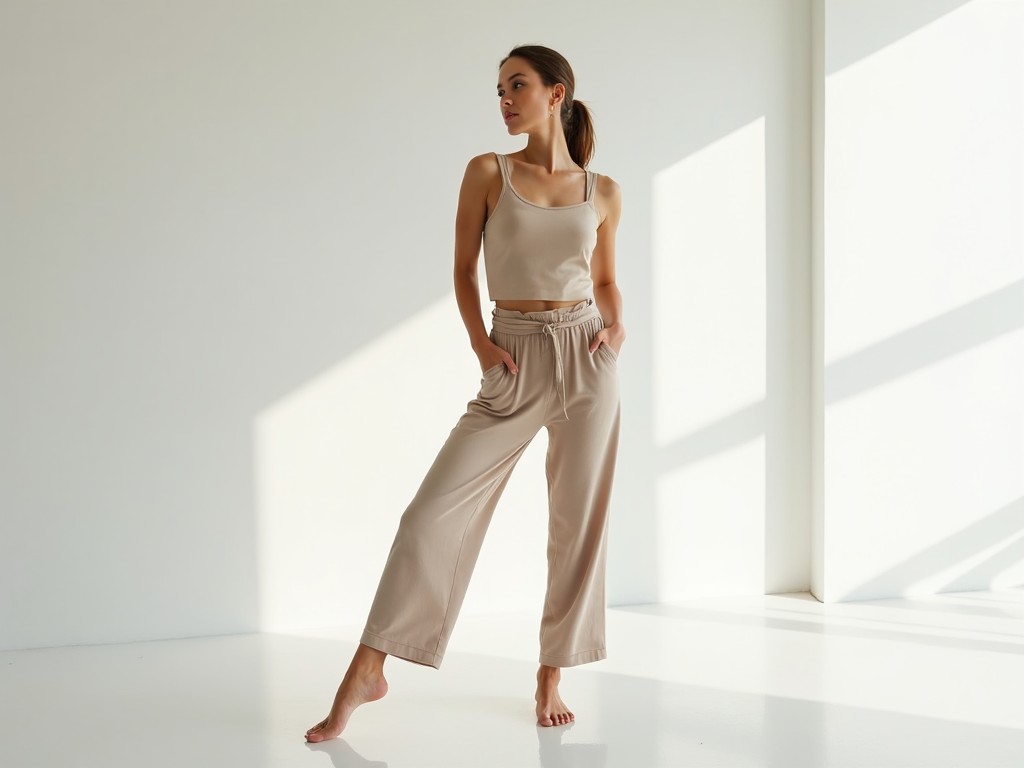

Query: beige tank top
[482,152,600,301]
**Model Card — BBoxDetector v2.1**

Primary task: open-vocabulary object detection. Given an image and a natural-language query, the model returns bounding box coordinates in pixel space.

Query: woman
[305,44,624,741]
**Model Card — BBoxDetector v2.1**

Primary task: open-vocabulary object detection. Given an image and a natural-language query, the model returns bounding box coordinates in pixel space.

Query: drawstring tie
[542,321,569,421]
[489,299,599,422]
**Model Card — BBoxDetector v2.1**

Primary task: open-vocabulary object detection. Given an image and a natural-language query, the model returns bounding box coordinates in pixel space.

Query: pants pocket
[482,362,505,378]
[596,342,618,364]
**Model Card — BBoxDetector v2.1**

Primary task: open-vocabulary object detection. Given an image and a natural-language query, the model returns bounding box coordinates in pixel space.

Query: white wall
[812,0,1024,601]
[1,0,813,650]
[646,2,812,604]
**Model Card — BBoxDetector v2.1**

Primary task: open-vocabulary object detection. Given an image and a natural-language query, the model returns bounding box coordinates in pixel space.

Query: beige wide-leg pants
[360,298,620,669]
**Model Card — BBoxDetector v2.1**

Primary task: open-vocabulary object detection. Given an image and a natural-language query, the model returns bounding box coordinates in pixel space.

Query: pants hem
[538,648,607,667]
[360,630,443,669]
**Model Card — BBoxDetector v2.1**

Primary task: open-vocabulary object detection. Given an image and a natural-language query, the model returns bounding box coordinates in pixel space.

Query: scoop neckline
[502,153,592,210]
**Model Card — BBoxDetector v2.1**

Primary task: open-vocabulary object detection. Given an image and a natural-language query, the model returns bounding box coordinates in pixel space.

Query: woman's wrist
[470,333,492,354]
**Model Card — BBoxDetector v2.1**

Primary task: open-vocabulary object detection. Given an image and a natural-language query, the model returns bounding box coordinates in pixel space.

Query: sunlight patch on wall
[652,117,767,600]
[824,0,1023,365]
[652,117,767,447]
[826,329,1024,600]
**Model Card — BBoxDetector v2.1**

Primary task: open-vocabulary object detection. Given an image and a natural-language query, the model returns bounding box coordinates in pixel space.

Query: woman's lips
[504,113,518,122]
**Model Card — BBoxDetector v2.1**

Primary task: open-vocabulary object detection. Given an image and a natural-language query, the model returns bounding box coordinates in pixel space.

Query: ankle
[351,644,387,676]
[537,664,561,683]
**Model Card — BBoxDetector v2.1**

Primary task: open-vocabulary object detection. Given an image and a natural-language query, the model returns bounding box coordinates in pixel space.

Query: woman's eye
[497,83,523,97]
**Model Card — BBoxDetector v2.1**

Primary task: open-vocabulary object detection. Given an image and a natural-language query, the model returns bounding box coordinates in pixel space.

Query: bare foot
[535,664,575,727]
[305,644,388,742]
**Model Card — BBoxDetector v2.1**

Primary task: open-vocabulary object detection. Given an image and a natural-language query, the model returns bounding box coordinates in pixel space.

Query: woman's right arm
[453,154,519,374]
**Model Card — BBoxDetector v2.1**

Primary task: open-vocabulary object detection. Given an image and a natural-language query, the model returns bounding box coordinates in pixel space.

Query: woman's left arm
[589,175,625,356]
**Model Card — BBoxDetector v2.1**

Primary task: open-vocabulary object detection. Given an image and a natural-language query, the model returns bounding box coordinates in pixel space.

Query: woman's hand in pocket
[477,340,518,375]
[589,322,626,357]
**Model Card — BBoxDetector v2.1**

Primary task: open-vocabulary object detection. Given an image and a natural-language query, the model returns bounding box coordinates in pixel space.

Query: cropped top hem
[482,152,600,302]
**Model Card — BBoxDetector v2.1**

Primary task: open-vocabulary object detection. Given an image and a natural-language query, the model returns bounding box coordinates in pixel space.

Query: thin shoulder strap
[495,152,511,186]
[586,169,598,202]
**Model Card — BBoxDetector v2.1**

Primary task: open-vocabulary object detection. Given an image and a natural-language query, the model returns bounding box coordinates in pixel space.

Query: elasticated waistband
[491,298,598,335]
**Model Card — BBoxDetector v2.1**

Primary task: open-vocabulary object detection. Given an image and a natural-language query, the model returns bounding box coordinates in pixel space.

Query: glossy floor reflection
[2,590,1023,767]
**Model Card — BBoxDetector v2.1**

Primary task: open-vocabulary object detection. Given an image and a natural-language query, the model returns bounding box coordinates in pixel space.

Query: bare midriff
[494,299,587,313]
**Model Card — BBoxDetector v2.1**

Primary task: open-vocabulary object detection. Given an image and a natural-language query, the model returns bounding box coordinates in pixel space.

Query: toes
[305,721,334,743]
[539,714,554,727]
[306,718,328,735]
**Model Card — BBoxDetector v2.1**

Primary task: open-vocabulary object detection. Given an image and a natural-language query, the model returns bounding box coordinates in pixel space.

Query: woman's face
[496,58,559,135]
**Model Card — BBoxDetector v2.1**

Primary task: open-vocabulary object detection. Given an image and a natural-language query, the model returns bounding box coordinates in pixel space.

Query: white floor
[3,590,1023,767]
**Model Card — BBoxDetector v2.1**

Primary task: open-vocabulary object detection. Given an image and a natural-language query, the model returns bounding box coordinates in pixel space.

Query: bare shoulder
[456,153,503,236]
[592,172,622,227]
[595,172,622,198]
[464,151,502,179]
[457,153,501,205]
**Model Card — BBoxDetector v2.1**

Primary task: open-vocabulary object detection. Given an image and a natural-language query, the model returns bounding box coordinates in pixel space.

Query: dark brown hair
[499,45,596,169]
